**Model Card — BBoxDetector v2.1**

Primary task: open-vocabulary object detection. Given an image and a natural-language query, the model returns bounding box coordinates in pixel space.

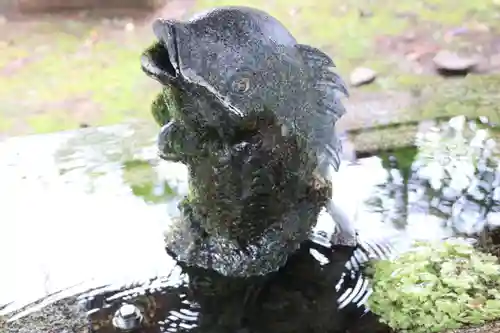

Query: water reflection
[365,116,500,241]
[365,147,418,231]
[122,159,177,205]
[0,122,187,311]
[1,116,499,332]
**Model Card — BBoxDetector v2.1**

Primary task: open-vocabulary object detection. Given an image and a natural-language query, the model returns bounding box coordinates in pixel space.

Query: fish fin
[295,44,348,96]
[314,110,345,173]
[321,143,342,173]
[295,42,349,99]
[295,43,335,67]
[295,43,348,174]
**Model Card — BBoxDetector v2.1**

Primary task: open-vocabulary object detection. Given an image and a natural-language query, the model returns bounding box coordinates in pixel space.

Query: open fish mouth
[141,19,180,83]
[141,19,247,126]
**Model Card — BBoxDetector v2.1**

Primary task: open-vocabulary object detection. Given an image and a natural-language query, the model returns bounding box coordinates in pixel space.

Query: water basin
[1,116,499,332]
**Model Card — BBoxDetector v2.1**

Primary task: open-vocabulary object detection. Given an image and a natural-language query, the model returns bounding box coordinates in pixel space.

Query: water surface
[1,116,499,326]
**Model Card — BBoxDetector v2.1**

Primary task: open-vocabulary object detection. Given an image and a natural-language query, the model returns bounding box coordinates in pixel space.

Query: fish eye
[231,77,250,93]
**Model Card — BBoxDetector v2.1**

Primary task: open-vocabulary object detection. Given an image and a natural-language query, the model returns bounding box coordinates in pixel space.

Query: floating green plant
[368,239,500,333]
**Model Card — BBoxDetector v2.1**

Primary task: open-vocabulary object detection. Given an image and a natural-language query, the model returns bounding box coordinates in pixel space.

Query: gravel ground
[0,299,90,333]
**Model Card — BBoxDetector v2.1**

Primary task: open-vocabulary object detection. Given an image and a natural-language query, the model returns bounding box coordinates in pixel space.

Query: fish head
[141,6,309,139]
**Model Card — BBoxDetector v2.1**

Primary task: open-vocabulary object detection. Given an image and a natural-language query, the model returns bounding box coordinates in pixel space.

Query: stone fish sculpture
[141,6,356,277]
[2,10,402,330]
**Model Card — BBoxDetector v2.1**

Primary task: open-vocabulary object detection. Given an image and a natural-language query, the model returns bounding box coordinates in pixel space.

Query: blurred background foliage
[0,0,499,137]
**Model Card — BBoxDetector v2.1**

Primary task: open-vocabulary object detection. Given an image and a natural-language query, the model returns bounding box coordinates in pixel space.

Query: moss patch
[349,123,419,152]
[368,239,500,333]
[340,74,500,138]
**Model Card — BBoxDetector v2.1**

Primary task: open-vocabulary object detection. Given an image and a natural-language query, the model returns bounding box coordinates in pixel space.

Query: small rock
[125,22,135,32]
[349,67,377,87]
[433,50,479,73]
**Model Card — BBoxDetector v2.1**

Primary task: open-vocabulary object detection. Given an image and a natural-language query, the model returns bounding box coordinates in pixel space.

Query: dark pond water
[1,116,499,332]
